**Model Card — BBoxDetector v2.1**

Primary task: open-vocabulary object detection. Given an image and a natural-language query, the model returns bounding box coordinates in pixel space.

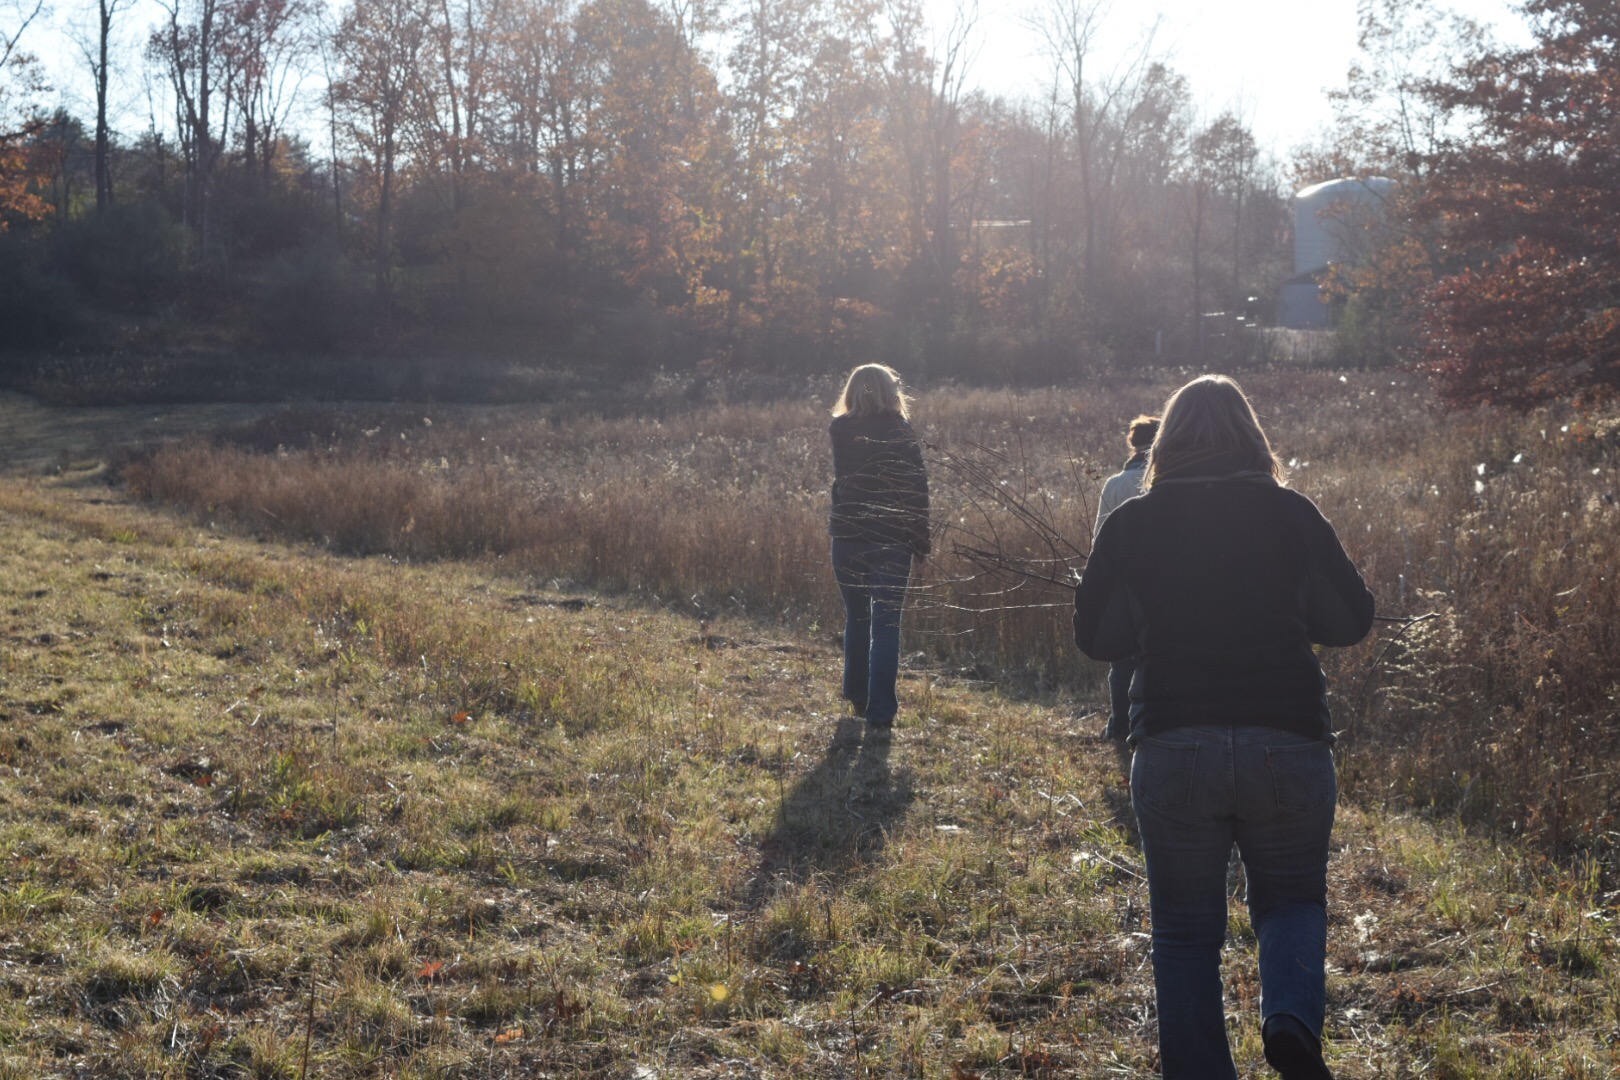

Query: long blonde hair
[832,363,911,420]
[1144,375,1285,488]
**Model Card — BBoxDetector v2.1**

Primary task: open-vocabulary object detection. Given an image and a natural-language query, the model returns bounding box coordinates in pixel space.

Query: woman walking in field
[1073,375,1374,1080]
[1093,413,1159,743]
[828,363,930,734]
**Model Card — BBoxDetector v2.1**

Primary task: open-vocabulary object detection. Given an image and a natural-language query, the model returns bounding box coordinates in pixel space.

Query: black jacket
[828,413,931,556]
[1073,475,1373,741]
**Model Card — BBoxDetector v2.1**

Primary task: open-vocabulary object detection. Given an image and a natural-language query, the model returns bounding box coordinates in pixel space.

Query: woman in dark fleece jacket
[1074,375,1373,1080]
[828,363,930,733]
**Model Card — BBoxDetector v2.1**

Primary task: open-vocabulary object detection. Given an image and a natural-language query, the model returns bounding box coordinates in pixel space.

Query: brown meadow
[1,367,1615,1076]
[123,368,1620,863]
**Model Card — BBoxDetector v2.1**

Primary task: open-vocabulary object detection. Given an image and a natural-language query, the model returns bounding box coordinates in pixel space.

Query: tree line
[0,0,1291,383]
[1,0,1614,406]
[1295,0,1617,408]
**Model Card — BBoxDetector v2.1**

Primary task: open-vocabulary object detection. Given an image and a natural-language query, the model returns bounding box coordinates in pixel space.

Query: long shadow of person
[741,715,914,909]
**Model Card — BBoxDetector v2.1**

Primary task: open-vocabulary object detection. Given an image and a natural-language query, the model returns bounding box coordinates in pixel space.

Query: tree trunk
[93,0,114,212]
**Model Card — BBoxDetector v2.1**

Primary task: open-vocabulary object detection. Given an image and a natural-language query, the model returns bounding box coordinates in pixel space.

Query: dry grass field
[0,368,1617,1077]
[120,368,1620,857]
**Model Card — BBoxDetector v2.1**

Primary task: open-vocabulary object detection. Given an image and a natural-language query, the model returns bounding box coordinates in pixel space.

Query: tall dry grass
[121,369,1620,861]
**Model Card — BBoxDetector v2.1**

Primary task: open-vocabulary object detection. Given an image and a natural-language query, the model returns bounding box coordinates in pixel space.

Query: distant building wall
[1278,279,1330,330]
[1279,177,1397,329]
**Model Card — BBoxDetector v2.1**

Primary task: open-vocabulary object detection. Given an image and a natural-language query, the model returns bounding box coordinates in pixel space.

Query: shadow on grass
[742,715,914,908]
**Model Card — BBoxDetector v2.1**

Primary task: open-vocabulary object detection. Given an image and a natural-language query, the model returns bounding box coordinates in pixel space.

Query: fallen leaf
[493,1027,524,1044]
[417,961,445,979]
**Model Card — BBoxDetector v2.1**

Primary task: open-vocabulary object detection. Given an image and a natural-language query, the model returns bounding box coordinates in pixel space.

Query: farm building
[1277,177,1397,329]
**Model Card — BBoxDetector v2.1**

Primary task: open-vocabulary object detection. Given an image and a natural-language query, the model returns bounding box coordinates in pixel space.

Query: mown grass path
[0,475,1614,1078]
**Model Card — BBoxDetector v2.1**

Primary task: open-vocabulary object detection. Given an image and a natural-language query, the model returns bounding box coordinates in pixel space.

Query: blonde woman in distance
[826,363,930,735]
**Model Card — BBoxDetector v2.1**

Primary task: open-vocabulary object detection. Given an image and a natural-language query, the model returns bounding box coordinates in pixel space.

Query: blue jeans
[1131,725,1336,1079]
[830,539,912,725]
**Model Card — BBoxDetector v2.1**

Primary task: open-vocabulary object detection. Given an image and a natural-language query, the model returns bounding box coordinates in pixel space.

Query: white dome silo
[1294,177,1397,275]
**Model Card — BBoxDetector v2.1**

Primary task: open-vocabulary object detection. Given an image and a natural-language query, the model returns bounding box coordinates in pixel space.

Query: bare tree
[923,0,978,315]
[1305,0,1487,181]
[1185,111,1256,358]
[405,0,490,214]
[150,0,227,249]
[75,0,130,211]
[1,0,46,138]
[221,0,316,184]
[1033,0,1167,297]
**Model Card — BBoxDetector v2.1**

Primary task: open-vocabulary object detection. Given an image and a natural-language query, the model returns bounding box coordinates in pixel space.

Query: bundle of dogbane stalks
[919,435,1440,705]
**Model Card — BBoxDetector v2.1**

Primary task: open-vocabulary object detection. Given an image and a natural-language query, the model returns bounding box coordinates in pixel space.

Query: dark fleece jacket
[1073,475,1374,741]
[828,413,931,557]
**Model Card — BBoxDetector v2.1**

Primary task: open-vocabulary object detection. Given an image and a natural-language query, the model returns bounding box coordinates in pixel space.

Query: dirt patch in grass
[0,390,282,474]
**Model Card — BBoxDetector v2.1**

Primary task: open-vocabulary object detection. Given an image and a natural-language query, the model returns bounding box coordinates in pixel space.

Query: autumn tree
[722,0,808,311]
[1102,61,1186,345]
[1415,0,1620,407]
[759,0,908,359]
[1292,0,1482,369]
[569,0,723,303]
[330,0,428,292]
[485,0,582,275]
[1026,0,1247,362]
[950,98,1046,336]
[0,0,48,227]
[862,0,975,328]
[1318,200,1428,369]
[410,0,500,215]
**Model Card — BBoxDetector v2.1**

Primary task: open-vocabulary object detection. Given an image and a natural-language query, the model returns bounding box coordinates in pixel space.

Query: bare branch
[1,0,45,71]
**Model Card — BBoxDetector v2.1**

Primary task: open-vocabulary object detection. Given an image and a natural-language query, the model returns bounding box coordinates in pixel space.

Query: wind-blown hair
[832,363,911,420]
[1144,375,1285,488]
[1127,414,1160,450]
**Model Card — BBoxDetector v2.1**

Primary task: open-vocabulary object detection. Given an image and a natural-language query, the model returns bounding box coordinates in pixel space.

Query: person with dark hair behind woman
[1074,375,1374,1080]
[1093,414,1159,742]
[828,363,930,734]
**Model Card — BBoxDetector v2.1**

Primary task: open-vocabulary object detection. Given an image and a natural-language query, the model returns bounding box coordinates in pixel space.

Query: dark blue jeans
[1131,725,1336,1079]
[830,539,912,725]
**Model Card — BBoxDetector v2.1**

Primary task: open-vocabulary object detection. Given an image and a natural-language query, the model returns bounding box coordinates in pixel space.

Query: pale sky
[933,0,1534,154]
[20,0,1533,158]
